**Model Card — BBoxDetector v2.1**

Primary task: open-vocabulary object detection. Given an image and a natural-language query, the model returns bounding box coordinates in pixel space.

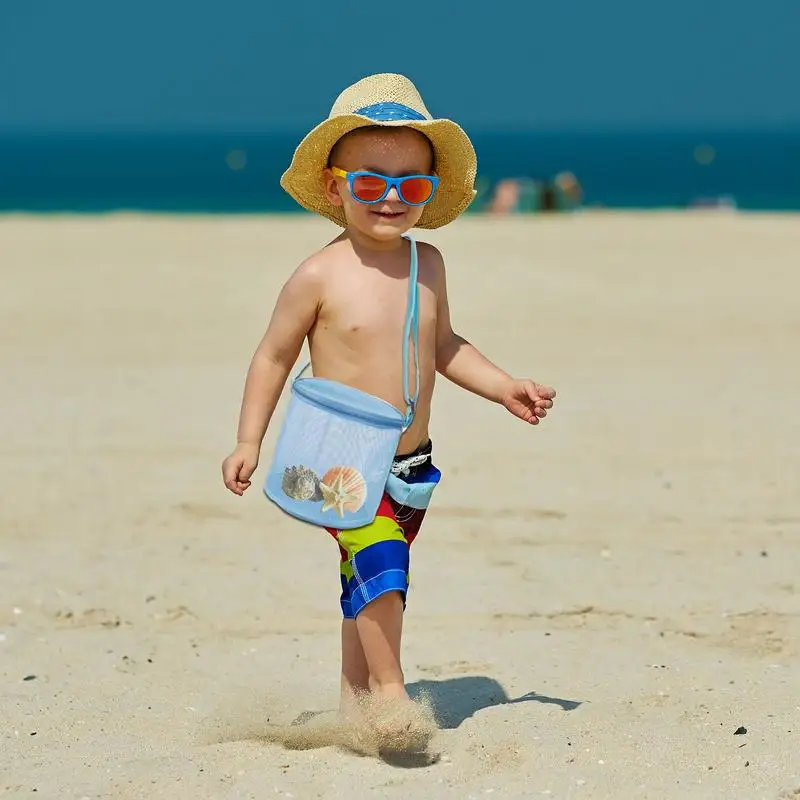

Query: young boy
[221,74,555,718]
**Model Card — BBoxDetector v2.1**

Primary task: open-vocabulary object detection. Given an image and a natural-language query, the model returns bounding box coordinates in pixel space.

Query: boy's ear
[323,168,343,207]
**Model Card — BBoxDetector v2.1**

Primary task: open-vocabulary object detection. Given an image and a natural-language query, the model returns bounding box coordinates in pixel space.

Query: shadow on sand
[379,676,582,768]
[408,675,582,729]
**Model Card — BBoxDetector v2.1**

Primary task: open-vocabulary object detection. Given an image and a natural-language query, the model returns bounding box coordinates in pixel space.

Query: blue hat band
[355,102,427,122]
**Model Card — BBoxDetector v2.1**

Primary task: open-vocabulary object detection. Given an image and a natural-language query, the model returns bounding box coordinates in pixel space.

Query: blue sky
[1,0,798,132]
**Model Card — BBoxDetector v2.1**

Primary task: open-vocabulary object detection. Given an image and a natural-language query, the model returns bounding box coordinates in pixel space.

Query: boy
[221,74,555,720]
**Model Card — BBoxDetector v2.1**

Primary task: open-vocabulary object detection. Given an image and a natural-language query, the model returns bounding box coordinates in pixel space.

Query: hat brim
[279,114,477,230]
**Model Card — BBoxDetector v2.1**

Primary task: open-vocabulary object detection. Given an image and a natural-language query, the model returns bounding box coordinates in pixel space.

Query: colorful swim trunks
[325,440,441,619]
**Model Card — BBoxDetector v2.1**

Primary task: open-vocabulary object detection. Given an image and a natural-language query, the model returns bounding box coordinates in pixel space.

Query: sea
[1,127,799,213]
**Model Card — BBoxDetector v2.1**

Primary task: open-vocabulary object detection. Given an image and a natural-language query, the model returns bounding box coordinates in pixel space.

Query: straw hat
[280,73,477,229]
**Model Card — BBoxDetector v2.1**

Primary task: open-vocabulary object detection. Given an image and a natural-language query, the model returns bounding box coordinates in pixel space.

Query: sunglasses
[330,166,439,206]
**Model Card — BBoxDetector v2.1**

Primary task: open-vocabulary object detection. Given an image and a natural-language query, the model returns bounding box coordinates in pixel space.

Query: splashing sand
[257,691,439,759]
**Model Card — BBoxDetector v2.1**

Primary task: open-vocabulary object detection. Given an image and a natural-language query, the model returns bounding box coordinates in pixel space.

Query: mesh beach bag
[263,235,420,530]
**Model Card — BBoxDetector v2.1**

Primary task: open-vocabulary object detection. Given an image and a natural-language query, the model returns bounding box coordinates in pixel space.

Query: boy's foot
[360,692,438,754]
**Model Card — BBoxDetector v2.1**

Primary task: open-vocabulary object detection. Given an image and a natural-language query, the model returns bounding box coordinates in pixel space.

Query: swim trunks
[325,440,441,619]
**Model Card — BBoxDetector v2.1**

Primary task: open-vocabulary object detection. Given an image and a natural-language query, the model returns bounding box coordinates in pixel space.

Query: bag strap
[401,235,420,431]
[292,235,420,431]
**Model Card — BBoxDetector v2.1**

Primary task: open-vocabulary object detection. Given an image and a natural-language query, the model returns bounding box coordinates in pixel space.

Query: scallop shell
[319,465,367,515]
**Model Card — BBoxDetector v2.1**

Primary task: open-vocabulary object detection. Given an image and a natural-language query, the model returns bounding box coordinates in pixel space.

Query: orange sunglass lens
[351,174,388,202]
[399,177,434,204]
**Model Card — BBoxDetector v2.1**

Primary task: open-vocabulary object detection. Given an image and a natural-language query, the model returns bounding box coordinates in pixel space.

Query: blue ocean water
[1,128,798,212]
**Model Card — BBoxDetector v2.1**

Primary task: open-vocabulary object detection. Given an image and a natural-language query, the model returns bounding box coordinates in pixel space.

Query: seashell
[281,465,323,502]
[319,466,367,517]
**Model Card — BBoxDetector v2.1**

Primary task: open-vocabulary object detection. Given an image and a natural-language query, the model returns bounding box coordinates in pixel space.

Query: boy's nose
[384,186,402,203]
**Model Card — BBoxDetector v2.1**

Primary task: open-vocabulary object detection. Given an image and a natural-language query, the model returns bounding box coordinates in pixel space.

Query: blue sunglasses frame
[330,166,440,206]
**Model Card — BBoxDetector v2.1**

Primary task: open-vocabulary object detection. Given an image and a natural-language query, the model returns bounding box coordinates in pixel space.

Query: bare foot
[361,692,438,754]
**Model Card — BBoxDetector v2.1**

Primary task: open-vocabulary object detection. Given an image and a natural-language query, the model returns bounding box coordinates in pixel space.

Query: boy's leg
[355,590,407,698]
[340,618,370,710]
[334,497,412,701]
[335,542,371,711]
[353,500,429,700]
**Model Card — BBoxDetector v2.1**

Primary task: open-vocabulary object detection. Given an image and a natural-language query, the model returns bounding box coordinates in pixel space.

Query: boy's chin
[362,211,421,239]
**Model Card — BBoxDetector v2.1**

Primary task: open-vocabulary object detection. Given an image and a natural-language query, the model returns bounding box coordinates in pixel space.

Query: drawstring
[390,450,430,476]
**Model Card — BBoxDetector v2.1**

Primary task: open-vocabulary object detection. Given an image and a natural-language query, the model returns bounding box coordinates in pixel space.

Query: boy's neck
[344,227,409,254]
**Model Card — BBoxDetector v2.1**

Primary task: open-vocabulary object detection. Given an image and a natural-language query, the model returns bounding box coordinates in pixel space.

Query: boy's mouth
[371,210,405,220]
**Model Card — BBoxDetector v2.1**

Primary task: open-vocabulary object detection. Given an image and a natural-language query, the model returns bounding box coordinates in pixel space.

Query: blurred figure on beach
[487,171,584,215]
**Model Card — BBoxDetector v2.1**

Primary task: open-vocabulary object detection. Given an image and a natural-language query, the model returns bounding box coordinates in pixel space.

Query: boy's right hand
[221,443,260,496]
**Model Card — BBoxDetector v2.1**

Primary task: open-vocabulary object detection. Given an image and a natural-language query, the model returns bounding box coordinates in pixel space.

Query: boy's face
[324,127,435,244]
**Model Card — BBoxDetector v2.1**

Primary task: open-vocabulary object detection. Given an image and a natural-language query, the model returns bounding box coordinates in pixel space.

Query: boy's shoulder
[416,239,444,264]
[286,239,346,282]
[414,239,441,255]
[416,240,447,286]
[295,237,353,272]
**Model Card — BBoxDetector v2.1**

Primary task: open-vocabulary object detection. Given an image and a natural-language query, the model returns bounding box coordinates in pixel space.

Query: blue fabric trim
[385,461,441,509]
[292,377,404,429]
[349,569,409,618]
[355,102,426,122]
[386,471,440,510]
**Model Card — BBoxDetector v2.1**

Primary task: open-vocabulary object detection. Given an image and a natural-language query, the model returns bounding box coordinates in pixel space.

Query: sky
[1,0,799,133]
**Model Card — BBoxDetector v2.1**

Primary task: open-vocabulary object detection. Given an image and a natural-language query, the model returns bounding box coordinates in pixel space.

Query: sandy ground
[1,211,799,799]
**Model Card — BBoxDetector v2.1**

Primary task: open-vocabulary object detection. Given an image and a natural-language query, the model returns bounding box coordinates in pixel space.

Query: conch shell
[281,465,323,502]
[319,466,367,517]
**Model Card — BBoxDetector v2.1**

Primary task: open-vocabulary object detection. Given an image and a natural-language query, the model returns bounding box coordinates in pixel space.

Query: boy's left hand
[501,379,556,425]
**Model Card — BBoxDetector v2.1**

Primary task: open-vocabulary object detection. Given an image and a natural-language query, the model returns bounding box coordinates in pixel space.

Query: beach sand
[1,211,799,799]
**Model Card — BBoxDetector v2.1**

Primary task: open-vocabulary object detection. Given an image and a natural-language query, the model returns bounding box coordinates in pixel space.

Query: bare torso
[306,237,438,456]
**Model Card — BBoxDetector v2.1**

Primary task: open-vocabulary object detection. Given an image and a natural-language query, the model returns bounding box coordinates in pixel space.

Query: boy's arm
[222,260,322,494]
[431,246,555,424]
[237,259,322,446]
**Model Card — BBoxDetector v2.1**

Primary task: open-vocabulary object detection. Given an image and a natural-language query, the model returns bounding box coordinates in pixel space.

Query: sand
[1,211,799,799]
